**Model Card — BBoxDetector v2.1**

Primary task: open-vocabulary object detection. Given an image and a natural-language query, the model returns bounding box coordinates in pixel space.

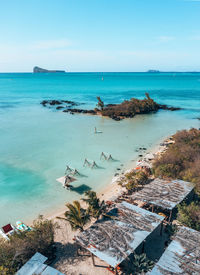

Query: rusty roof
[76,202,164,268]
[130,178,194,210]
[149,226,200,274]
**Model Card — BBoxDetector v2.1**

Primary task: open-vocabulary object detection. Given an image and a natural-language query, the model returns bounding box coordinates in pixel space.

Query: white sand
[47,138,170,274]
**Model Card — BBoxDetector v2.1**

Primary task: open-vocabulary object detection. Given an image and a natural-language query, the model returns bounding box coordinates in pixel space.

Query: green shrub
[153,128,200,231]
[177,202,200,231]
[0,217,56,275]
[125,170,148,193]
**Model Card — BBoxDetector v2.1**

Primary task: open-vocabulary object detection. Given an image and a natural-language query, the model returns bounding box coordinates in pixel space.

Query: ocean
[0,72,199,226]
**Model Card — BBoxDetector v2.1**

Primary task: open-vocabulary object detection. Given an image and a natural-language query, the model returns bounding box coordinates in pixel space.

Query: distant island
[33,66,66,73]
[147,70,160,73]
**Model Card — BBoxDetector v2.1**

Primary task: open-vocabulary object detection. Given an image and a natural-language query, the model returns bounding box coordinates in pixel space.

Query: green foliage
[101,93,159,118]
[153,129,200,187]
[125,170,148,193]
[96,96,104,110]
[122,253,154,274]
[164,224,178,236]
[177,202,200,231]
[153,128,200,231]
[0,217,56,275]
[60,201,90,231]
[82,191,107,219]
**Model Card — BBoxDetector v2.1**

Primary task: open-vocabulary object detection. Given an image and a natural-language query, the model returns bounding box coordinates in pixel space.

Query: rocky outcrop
[33,66,65,73]
[40,94,181,121]
[158,104,181,111]
[63,109,96,115]
[40,100,80,107]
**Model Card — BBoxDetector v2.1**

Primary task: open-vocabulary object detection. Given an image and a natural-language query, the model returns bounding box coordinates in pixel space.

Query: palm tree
[82,191,107,219]
[57,201,90,231]
[123,253,154,274]
[96,96,104,110]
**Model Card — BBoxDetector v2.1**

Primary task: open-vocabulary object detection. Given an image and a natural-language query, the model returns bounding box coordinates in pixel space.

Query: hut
[16,252,64,275]
[149,226,200,274]
[76,202,164,273]
[129,179,194,220]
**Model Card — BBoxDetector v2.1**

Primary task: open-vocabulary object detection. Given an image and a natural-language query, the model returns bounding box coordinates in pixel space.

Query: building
[130,179,194,219]
[149,226,200,274]
[16,252,64,275]
[76,201,164,272]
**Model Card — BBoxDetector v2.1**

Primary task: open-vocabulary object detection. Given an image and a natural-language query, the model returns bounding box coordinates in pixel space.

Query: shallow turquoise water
[0,73,199,226]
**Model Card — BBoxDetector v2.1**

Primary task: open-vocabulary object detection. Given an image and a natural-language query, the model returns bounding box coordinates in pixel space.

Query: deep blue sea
[0,72,200,226]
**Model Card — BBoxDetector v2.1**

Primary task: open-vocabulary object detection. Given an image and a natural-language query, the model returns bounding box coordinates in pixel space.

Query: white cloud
[158,36,175,42]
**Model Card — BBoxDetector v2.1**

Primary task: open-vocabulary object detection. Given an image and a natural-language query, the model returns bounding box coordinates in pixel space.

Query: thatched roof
[130,178,194,210]
[150,226,200,274]
[76,202,164,268]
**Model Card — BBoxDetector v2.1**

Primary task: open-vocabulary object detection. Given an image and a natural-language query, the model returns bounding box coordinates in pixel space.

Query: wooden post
[142,240,146,253]
[152,205,154,213]
[169,210,172,223]
[91,252,95,266]
[160,221,163,236]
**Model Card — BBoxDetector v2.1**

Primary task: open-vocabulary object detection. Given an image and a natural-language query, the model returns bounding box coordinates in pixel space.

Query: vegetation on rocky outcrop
[124,170,149,193]
[40,93,181,121]
[153,128,200,230]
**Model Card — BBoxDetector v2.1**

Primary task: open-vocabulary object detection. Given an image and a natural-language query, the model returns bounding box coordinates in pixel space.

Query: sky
[0,0,200,72]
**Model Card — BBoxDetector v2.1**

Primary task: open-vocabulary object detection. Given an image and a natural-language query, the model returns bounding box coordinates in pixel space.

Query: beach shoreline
[44,134,170,223]
[48,135,172,275]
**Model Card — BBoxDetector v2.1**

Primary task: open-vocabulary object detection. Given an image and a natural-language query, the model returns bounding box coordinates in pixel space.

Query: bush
[153,128,200,188]
[101,93,159,119]
[0,217,56,275]
[125,170,148,193]
[153,128,200,231]
[177,202,200,231]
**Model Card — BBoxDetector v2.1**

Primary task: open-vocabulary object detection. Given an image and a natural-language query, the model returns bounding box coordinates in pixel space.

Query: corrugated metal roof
[149,226,200,274]
[76,202,164,268]
[130,179,194,210]
[16,252,64,275]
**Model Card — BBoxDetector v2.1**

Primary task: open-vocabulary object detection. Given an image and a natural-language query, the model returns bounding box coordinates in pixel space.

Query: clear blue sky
[0,0,200,72]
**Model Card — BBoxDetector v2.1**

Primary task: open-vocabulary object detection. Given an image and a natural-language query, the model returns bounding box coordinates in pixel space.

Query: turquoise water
[0,72,200,226]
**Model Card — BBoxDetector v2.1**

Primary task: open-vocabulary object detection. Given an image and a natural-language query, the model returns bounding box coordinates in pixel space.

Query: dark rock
[56,106,64,110]
[159,104,181,111]
[50,100,62,105]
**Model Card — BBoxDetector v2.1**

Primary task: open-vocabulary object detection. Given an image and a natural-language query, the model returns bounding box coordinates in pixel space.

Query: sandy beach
[47,137,171,275]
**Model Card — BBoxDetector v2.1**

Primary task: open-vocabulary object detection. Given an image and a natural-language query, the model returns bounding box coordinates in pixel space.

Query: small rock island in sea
[41,93,181,121]
[33,66,66,73]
